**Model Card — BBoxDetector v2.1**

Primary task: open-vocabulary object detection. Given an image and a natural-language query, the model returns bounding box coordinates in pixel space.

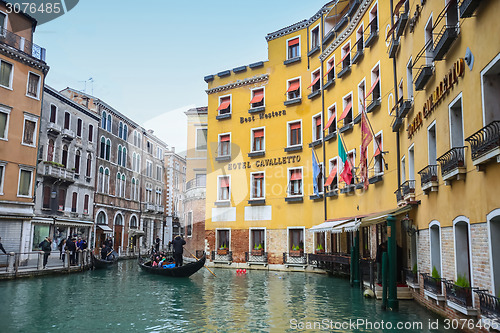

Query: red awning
[290,170,302,180]
[254,129,264,138]
[337,51,350,66]
[288,38,299,46]
[374,146,382,157]
[217,98,231,111]
[250,90,264,104]
[338,102,352,122]
[365,77,380,99]
[220,178,230,187]
[315,117,322,126]
[308,75,320,88]
[286,81,300,93]
[324,166,338,186]
[290,122,301,130]
[324,111,336,129]
[323,63,335,77]
[220,135,230,142]
[254,173,264,179]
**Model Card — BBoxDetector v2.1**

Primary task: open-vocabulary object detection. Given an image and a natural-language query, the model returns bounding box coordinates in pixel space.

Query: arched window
[116,172,121,196]
[74,150,81,174]
[122,174,126,198]
[118,145,122,166]
[130,215,137,229]
[123,124,128,141]
[100,137,105,159]
[97,211,107,225]
[86,154,92,177]
[47,139,54,162]
[98,166,104,192]
[101,111,106,128]
[62,145,68,168]
[119,122,123,139]
[105,139,111,161]
[88,124,94,142]
[132,178,136,201]
[122,147,127,167]
[137,155,141,172]
[107,114,111,132]
[132,152,136,172]
[115,214,123,225]
[104,168,110,193]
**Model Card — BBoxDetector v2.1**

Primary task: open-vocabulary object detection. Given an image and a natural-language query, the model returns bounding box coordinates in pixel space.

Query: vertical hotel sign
[408,58,465,139]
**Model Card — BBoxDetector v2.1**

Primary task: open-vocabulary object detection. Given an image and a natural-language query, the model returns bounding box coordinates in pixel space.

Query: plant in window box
[252,243,264,256]
[412,263,418,281]
[290,245,303,257]
[218,243,228,255]
[315,243,325,254]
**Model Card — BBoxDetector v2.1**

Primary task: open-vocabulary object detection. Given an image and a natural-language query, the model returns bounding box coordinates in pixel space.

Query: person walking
[39,237,52,269]
[58,238,66,261]
[172,235,186,267]
[0,237,7,255]
[66,237,76,265]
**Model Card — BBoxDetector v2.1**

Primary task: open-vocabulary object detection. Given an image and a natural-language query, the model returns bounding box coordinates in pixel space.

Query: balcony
[186,177,206,190]
[392,116,403,132]
[47,123,61,135]
[444,280,478,315]
[404,268,419,289]
[0,27,46,62]
[389,38,400,58]
[62,129,75,141]
[415,65,434,91]
[395,12,409,37]
[42,162,75,183]
[145,203,155,211]
[334,15,348,33]
[337,65,351,79]
[211,250,232,264]
[364,30,378,48]
[395,187,404,206]
[156,205,164,213]
[421,273,446,301]
[465,121,500,167]
[366,98,380,113]
[474,290,500,322]
[283,252,307,267]
[351,49,363,64]
[398,99,413,118]
[245,251,268,266]
[437,147,466,184]
[402,180,416,200]
[418,165,438,193]
[433,25,459,61]
[460,0,483,18]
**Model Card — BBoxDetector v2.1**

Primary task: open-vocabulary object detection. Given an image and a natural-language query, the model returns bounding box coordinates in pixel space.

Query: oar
[183,247,216,277]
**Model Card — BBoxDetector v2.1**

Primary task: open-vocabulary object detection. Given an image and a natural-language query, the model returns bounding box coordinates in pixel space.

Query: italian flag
[338,135,352,185]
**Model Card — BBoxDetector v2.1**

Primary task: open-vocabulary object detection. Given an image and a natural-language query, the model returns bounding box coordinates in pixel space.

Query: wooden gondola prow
[184,247,216,277]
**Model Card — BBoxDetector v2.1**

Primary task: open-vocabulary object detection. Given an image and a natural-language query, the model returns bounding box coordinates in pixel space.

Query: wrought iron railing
[418,165,438,187]
[283,252,307,265]
[404,268,418,285]
[0,27,46,61]
[402,180,415,196]
[211,250,232,262]
[437,147,466,176]
[245,251,268,264]
[421,273,443,295]
[465,121,500,160]
[474,290,500,321]
[395,187,403,202]
[432,24,459,61]
[444,280,474,308]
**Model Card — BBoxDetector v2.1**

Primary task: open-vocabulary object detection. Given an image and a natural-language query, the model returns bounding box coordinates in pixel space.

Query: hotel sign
[240,110,287,124]
[226,155,301,170]
[408,58,465,139]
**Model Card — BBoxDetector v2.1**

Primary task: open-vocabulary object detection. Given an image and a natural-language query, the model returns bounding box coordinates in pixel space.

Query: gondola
[92,253,117,269]
[138,254,206,277]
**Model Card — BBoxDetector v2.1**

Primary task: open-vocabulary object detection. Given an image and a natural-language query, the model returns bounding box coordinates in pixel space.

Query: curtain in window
[19,170,31,196]
[0,61,12,87]
[0,112,7,138]
[23,120,35,145]
[27,74,39,97]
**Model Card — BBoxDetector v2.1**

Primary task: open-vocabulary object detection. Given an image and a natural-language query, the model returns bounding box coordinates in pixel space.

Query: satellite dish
[465,47,474,71]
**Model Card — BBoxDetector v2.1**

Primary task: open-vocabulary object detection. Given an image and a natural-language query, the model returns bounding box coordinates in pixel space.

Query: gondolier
[172,235,186,267]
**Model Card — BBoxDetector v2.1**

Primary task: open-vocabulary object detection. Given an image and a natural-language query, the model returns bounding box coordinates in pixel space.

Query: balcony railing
[245,251,268,264]
[414,65,434,91]
[402,180,415,197]
[47,122,62,135]
[211,250,232,263]
[186,177,206,190]
[404,268,419,286]
[465,121,500,162]
[283,252,307,266]
[395,187,403,204]
[474,290,500,321]
[433,25,459,61]
[444,280,474,308]
[459,0,483,18]
[0,27,46,62]
[42,163,75,183]
[62,129,75,141]
[145,203,155,211]
[418,165,438,187]
[421,273,443,295]
[437,147,466,176]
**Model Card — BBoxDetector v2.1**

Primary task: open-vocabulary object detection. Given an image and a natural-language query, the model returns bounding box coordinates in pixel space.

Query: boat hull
[138,254,206,278]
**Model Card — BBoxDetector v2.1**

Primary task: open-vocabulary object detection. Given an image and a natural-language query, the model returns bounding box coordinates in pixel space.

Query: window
[341,43,351,70]
[408,145,415,180]
[155,186,162,205]
[58,189,66,211]
[146,183,152,202]
[130,216,138,229]
[288,168,303,196]
[218,176,230,201]
[311,25,320,49]
[374,132,383,175]
[71,192,77,212]
[358,80,366,114]
[341,94,353,126]
[86,154,92,177]
[287,36,300,59]
[428,122,437,165]
[42,185,51,209]
[147,141,153,154]
[119,121,123,139]
[63,112,70,130]
[146,160,153,178]
[326,104,337,135]
[0,105,10,140]
[407,58,414,100]
[398,79,404,104]
[132,178,138,201]
[312,114,322,141]
[429,221,442,277]
[77,118,82,137]
[156,165,162,181]
[369,2,378,33]
[315,162,324,194]
[218,133,230,157]
[101,111,106,129]
[288,228,304,252]
[217,229,230,250]
[50,104,57,123]
[251,128,264,152]
[157,147,163,160]
[250,88,264,108]
[217,95,231,115]
[251,229,265,251]
[0,11,6,33]
[105,139,111,161]
[449,94,464,148]
[370,64,381,101]
[116,173,121,197]
[187,211,193,237]
[425,15,433,66]
[107,114,111,132]
[196,128,207,151]
[103,168,110,194]
[454,218,471,286]
[22,116,37,146]
[97,211,107,225]
[326,56,335,82]
[251,172,265,199]
[61,145,68,168]
[327,157,339,190]
[123,124,128,141]
[309,68,321,93]
[74,150,81,174]
[0,59,13,89]
[122,147,127,167]
[84,195,89,215]
[288,121,302,147]
[26,72,41,98]
[446,0,459,27]
[98,167,104,192]
[117,145,122,166]
[481,54,500,125]
[401,156,406,183]
[115,214,123,226]
[356,24,364,52]
[286,78,301,100]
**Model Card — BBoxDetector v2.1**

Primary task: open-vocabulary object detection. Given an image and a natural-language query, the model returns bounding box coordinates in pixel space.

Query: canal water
[0,260,450,332]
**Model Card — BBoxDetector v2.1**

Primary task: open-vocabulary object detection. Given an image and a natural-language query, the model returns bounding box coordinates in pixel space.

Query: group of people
[58,235,88,266]
[100,237,115,261]
[150,235,186,268]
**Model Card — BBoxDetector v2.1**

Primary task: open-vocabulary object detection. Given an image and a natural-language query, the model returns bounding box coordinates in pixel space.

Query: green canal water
[0,260,451,332]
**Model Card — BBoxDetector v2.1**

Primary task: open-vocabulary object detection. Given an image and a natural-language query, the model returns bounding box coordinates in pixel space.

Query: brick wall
[441,226,455,280]
[470,223,492,292]
[417,229,430,274]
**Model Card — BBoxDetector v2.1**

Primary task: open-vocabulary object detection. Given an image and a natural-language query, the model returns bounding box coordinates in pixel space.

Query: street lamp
[401,214,417,236]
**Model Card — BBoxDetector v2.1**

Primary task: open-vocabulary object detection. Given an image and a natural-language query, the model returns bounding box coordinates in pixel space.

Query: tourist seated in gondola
[101,244,112,260]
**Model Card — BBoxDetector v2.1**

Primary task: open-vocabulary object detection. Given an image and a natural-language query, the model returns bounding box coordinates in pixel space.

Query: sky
[34,0,330,154]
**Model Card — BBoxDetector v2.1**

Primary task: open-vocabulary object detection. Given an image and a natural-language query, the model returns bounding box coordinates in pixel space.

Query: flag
[338,135,352,185]
[360,108,372,190]
[312,149,320,195]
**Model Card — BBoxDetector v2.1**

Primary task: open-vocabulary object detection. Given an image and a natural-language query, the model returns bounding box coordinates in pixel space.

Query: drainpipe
[390,0,401,187]
[320,11,327,222]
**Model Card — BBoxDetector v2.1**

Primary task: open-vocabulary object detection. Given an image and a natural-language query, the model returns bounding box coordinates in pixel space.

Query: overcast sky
[35,0,329,154]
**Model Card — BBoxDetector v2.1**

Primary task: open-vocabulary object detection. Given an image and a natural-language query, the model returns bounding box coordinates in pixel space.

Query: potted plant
[290,245,303,257]
[315,243,325,254]
[252,243,264,256]
[218,243,228,255]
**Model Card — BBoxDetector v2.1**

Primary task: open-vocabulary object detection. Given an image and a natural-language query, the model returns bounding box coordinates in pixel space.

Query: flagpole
[362,99,387,170]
